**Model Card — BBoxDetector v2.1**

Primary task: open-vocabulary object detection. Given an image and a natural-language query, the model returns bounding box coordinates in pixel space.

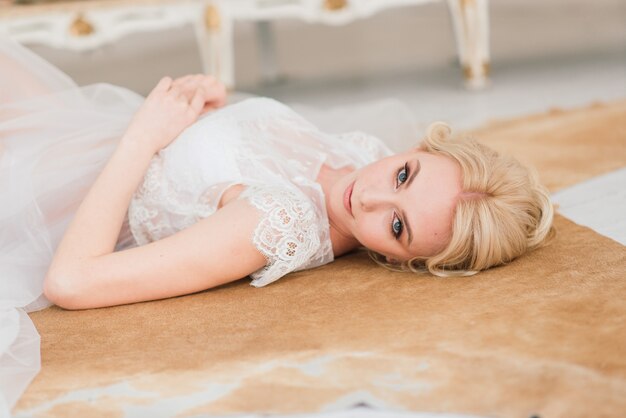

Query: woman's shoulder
[233,182,331,287]
[239,182,319,223]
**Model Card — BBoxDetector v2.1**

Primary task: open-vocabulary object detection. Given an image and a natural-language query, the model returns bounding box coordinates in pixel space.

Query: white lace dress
[126,97,392,287]
[0,36,418,414]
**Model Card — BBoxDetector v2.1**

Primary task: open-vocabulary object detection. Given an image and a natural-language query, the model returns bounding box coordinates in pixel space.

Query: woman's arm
[44,74,230,307]
[45,197,268,310]
[44,136,155,275]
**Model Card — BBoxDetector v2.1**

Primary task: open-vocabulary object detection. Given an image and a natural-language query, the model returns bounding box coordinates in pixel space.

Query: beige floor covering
[15,99,626,418]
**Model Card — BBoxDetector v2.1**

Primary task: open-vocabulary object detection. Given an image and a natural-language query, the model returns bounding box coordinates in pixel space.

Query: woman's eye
[396,163,409,187]
[392,215,403,239]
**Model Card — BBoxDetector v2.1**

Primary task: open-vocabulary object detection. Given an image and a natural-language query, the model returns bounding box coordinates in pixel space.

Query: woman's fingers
[169,74,205,103]
[157,74,226,114]
[175,74,219,91]
[176,74,205,89]
[162,73,219,92]
[158,76,173,88]
[173,74,195,85]
[166,84,186,103]
[149,76,173,97]
[197,76,226,110]
[189,86,207,114]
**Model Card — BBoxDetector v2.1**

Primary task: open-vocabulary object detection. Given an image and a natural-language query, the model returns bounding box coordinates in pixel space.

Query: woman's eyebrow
[401,158,421,246]
[406,158,420,189]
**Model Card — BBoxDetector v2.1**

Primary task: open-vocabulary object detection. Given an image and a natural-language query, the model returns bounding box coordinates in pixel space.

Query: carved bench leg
[194,2,235,88]
[447,0,490,89]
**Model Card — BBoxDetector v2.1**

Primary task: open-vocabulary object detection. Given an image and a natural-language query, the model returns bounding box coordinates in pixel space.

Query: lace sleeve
[239,184,322,287]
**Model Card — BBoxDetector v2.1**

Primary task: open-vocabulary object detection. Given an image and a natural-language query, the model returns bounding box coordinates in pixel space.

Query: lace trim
[240,184,321,287]
[128,154,210,246]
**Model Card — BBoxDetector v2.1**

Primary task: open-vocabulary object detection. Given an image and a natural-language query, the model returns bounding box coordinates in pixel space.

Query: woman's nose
[359,187,393,212]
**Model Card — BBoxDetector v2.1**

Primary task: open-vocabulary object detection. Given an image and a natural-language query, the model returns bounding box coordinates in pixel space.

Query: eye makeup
[391,161,410,239]
[391,159,420,244]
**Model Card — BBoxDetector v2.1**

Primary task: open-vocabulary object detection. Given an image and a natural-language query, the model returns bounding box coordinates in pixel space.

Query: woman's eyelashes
[396,162,409,188]
[392,213,403,239]
[391,162,409,239]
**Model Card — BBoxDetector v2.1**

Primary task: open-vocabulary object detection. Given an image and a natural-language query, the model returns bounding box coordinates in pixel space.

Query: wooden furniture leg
[447,0,490,89]
[194,2,234,88]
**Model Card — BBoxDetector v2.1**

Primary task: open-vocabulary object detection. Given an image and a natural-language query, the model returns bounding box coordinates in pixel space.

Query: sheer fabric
[126,96,395,287]
[240,184,321,287]
[0,36,419,415]
[1,38,145,416]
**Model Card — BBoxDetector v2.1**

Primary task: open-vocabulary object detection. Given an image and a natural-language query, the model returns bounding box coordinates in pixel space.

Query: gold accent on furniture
[68,13,93,37]
[483,61,490,76]
[323,0,348,11]
[204,4,220,31]
[463,61,490,80]
[460,0,476,9]
[463,64,471,79]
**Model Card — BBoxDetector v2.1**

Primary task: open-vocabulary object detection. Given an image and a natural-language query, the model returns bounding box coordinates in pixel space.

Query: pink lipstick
[343,181,354,217]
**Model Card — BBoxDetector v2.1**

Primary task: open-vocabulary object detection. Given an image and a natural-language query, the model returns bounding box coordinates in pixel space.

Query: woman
[40,77,555,310]
[1,37,554,411]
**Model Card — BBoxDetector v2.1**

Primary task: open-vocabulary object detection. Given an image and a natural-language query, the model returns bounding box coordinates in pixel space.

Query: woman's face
[328,148,463,262]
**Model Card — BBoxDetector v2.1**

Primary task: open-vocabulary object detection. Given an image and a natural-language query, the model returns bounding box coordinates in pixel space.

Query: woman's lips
[343,180,355,217]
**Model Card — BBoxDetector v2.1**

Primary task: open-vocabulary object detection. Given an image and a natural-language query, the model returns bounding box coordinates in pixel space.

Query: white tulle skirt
[0,37,145,415]
[0,37,419,415]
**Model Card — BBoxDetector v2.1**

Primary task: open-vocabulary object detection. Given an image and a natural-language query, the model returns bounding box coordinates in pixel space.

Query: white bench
[0,0,490,89]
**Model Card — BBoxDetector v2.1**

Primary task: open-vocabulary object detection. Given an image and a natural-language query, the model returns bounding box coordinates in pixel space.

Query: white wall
[28,0,626,95]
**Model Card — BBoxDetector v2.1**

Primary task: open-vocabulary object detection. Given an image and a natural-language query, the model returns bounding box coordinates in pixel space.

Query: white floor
[249,47,626,134]
[551,167,626,246]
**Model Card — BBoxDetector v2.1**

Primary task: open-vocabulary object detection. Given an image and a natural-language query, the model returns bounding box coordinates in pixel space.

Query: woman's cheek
[356,217,388,253]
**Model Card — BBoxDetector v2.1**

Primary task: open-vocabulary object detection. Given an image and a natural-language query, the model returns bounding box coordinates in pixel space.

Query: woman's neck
[316,163,361,257]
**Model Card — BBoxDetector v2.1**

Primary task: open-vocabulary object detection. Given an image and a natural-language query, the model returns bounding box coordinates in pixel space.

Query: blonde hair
[369,122,556,277]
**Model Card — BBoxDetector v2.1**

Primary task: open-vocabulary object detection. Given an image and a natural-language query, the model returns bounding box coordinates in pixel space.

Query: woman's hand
[122,74,227,154]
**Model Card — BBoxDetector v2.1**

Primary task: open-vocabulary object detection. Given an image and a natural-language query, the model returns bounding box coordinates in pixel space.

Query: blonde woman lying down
[1,38,555,314]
